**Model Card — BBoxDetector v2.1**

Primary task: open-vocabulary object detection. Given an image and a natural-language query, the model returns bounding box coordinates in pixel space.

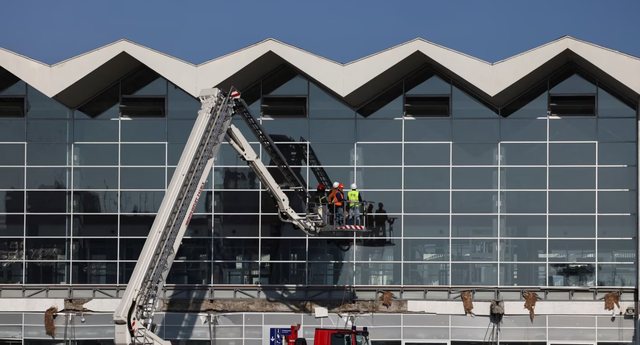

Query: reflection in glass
[549,264,595,286]
[72,262,116,284]
[26,262,68,284]
[73,191,118,213]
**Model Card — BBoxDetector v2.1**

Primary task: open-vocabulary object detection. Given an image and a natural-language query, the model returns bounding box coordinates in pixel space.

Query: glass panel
[549,143,596,165]
[120,119,166,142]
[214,167,260,189]
[167,262,210,284]
[549,264,595,286]
[26,143,67,165]
[72,238,117,260]
[452,87,497,118]
[73,144,118,166]
[72,262,116,284]
[403,215,448,237]
[404,191,448,213]
[403,263,448,285]
[308,83,353,118]
[451,191,497,213]
[452,119,499,142]
[122,69,165,96]
[184,214,212,237]
[76,84,119,119]
[355,167,401,189]
[403,239,448,261]
[0,119,25,141]
[174,238,211,260]
[27,86,68,118]
[404,119,451,141]
[549,118,596,140]
[452,215,497,237]
[0,168,23,189]
[0,144,24,165]
[500,263,546,286]
[597,264,635,286]
[120,191,164,213]
[0,262,22,283]
[360,95,402,119]
[598,89,636,117]
[27,120,68,142]
[451,263,497,285]
[548,240,595,262]
[73,215,118,236]
[549,191,595,213]
[598,118,636,142]
[599,191,636,213]
[26,167,68,189]
[0,215,24,235]
[213,215,258,237]
[261,239,306,261]
[262,118,309,141]
[500,167,546,189]
[25,238,67,260]
[0,191,24,213]
[357,119,401,141]
[215,191,257,213]
[550,74,596,94]
[404,167,449,189]
[598,240,635,263]
[406,75,450,95]
[73,120,118,141]
[119,238,144,260]
[500,118,546,141]
[120,167,165,189]
[404,143,449,165]
[356,144,401,165]
[121,144,165,166]
[500,143,546,165]
[73,168,118,189]
[26,262,68,284]
[500,191,546,213]
[598,215,636,238]
[354,263,400,285]
[167,119,196,143]
[212,238,258,261]
[452,143,497,165]
[549,215,595,237]
[0,239,23,263]
[120,215,155,236]
[309,119,355,143]
[500,215,546,237]
[266,75,307,96]
[599,142,636,165]
[549,167,595,189]
[26,191,68,213]
[500,239,545,261]
[451,239,497,261]
[26,215,69,236]
[167,84,199,119]
[508,93,548,118]
[73,191,118,213]
[307,262,353,285]
[452,167,497,189]
[599,167,636,189]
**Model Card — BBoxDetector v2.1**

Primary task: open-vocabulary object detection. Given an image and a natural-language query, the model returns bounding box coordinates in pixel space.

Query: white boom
[113,88,323,345]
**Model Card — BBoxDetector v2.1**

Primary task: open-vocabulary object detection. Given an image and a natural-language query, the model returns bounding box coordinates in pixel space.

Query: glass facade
[0,66,636,288]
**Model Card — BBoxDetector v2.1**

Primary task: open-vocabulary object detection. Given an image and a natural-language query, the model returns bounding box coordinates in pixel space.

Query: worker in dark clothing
[374,202,388,236]
[314,183,328,224]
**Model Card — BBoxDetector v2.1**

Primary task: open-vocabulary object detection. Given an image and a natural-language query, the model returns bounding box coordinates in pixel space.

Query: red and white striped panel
[335,225,366,231]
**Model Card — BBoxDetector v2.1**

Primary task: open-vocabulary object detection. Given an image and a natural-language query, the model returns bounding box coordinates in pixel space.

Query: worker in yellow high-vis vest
[347,183,363,225]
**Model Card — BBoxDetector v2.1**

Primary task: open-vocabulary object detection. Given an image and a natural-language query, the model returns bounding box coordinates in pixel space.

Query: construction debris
[380,291,394,308]
[44,306,58,337]
[460,291,473,316]
[490,300,504,323]
[604,292,621,313]
[523,291,539,322]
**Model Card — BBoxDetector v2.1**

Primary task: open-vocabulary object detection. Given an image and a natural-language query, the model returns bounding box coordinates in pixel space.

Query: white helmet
[332,181,340,188]
[351,183,357,189]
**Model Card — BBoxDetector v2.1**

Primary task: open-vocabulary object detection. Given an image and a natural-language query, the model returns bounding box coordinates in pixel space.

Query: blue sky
[1,0,638,64]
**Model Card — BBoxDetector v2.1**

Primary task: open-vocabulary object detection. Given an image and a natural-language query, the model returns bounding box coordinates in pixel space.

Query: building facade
[0,37,637,344]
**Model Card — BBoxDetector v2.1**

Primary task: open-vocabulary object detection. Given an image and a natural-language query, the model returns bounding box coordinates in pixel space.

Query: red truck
[286,324,370,345]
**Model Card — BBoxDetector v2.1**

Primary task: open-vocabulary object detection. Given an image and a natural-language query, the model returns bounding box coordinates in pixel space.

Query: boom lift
[113,88,327,345]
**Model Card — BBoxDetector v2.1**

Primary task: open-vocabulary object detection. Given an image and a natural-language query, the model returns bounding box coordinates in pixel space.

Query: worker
[328,181,345,225]
[347,183,363,225]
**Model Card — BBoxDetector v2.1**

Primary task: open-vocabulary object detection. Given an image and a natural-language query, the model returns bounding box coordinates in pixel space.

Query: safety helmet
[317,183,326,191]
[338,183,344,189]
[332,181,340,188]
[351,183,357,190]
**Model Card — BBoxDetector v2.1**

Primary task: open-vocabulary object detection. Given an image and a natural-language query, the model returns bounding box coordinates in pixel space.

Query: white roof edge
[0,36,638,100]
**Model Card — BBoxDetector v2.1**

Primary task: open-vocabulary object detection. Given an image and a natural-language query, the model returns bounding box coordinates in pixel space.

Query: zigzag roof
[0,36,638,109]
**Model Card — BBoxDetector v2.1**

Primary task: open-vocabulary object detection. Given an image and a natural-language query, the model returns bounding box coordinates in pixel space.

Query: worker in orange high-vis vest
[328,181,345,225]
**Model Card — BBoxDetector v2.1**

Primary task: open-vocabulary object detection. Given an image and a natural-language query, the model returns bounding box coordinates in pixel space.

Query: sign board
[269,327,292,345]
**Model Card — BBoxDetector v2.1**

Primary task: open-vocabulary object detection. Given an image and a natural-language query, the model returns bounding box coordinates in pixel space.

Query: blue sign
[269,327,292,345]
